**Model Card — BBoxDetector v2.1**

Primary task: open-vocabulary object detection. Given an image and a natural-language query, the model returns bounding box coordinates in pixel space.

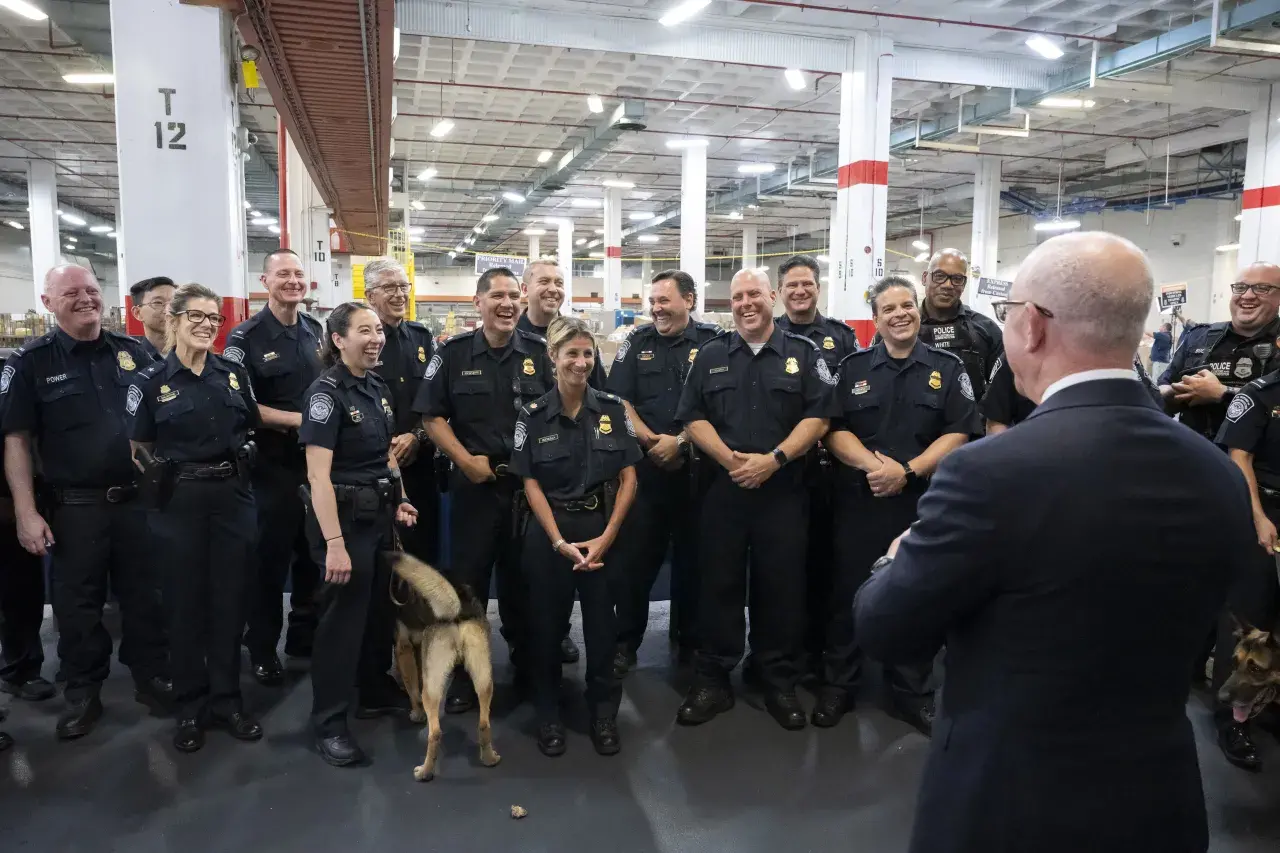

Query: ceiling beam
[1104,117,1250,169]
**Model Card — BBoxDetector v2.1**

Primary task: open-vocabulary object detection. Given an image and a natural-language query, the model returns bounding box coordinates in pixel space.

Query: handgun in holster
[235,441,257,488]
[512,487,530,540]
[135,445,176,510]
[603,478,618,520]
[434,450,451,493]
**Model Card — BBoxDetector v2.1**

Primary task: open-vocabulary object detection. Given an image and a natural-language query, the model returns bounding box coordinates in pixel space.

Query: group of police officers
[0,246,1275,773]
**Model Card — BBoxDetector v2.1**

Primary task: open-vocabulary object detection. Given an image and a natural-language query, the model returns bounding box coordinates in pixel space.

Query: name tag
[46,373,68,384]
[461,369,483,377]
[537,434,559,444]
[709,366,729,375]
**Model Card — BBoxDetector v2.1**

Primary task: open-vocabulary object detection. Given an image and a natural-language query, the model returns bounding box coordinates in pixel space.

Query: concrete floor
[1,603,1279,853]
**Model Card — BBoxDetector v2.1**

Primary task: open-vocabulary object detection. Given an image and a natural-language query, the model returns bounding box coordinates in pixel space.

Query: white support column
[528,234,541,262]
[1240,84,1280,270]
[557,220,574,314]
[287,132,333,310]
[969,156,1002,320]
[679,143,708,313]
[26,160,59,309]
[603,187,623,311]
[830,32,893,345]
[111,0,247,347]
[742,224,758,269]
[640,253,653,284]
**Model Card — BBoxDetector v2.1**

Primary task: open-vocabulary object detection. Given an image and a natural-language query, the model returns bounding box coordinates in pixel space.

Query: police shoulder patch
[309,393,335,424]
[126,385,143,416]
[615,338,631,362]
[0,364,13,394]
[814,356,837,386]
[623,410,637,438]
[988,355,1003,382]
[425,353,443,380]
[222,346,245,365]
[959,372,975,401]
[1227,393,1255,423]
[514,420,528,451]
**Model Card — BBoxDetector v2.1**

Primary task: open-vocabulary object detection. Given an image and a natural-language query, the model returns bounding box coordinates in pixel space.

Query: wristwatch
[675,434,688,449]
[772,447,788,467]
[412,426,430,443]
[903,462,919,485]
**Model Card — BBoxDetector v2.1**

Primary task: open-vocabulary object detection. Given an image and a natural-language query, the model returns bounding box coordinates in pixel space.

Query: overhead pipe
[277,115,288,249]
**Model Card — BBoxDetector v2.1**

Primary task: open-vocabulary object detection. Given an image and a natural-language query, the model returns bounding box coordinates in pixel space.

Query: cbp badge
[522,357,536,376]
[1235,359,1254,380]
[1226,393,1254,423]
[688,348,698,363]
[822,336,835,351]
[158,384,178,403]
[229,373,240,391]
[117,351,136,371]
[382,397,394,418]
[785,357,799,375]
[308,393,334,424]
[418,346,427,363]
[598,414,613,435]
[425,353,442,380]
[514,421,528,450]
[929,370,942,390]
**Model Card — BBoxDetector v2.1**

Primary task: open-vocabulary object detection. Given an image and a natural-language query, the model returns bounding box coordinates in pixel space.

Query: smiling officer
[916,249,1003,403]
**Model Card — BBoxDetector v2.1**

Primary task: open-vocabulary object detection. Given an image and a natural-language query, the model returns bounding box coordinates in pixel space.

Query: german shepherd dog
[1218,615,1280,724]
[386,552,501,781]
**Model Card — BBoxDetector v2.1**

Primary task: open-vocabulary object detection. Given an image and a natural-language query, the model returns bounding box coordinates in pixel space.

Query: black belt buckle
[494,462,510,477]
[581,494,599,511]
[105,485,133,504]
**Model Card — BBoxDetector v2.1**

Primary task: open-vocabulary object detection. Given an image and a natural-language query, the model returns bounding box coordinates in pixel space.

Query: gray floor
[2,603,1279,852]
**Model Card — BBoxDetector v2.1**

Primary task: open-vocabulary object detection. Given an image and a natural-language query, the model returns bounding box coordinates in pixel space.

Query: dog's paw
[410,709,427,723]
[413,764,435,782]
[480,748,501,768]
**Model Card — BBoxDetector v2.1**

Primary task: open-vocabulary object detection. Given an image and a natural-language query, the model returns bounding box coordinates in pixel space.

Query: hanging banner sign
[1159,283,1187,310]
[977,277,1013,299]
[475,254,526,277]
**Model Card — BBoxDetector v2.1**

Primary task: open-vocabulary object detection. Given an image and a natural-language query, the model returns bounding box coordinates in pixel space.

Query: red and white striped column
[603,186,623,311]
[829,32,894,345]
[110,0,249,350]
[1240,84,1280,270]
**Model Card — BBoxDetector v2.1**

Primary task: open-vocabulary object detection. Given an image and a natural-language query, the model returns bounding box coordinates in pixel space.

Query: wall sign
[1159,283,1187,310]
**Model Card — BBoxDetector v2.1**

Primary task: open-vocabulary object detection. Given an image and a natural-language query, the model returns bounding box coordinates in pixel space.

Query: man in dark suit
[854,232,1257,853]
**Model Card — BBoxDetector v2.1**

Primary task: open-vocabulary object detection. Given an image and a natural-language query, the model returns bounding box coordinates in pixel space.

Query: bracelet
[325,534,343,542]
[552,538,566,551]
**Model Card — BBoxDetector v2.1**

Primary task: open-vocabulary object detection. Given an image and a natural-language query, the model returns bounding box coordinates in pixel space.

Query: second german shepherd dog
[387,552,501,781]
[1218,614,1280,723]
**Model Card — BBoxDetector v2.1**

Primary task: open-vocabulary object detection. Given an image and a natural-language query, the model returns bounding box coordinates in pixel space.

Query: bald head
[729,267,775,340]
[927,248,969,272]
[923,248,970,316]
[41,264,104,340]
[732,267,770,289]
[44,263,98,293]
[1230,261,1280,335]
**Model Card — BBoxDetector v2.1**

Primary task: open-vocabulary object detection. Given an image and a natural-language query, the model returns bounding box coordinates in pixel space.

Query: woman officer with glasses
[126,283,263,754]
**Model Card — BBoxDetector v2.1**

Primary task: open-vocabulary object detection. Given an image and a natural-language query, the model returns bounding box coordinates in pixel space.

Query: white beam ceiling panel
[1088,77,1267,113]
[1104,116,1251,169]
[396,0,1053,91]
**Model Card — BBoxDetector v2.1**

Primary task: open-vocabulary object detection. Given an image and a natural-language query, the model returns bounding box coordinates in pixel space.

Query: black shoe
[561,636,580,664]
[252,656,284,687]
[811,688,852,728]
[213,712,263,742]
[283,634,313,659]
[0,731,12,752]
[676,684,734,726]
[590,717,621,756]
[355,690,411,719]
[174,719,204,753]
[537,722,567,757]
[1218,721,1263,772]
[1,676,55,702]
[445,689,476,715]
[765,691,807,731]
[315,733,365,767]
[892,696,935,737]
[133,676,174,714]
[612,647,637,680]
[56,695,103,740]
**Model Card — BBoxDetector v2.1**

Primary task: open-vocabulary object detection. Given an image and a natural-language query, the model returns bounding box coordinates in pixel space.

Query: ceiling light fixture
[429,119,454,138]
[482,214,500,222]
[59,213,86,226]
[503,192,525,204]
[1025,35,1064,60]
[638,234,660,243]
[586,94,604,114]
[594,229,605,235]
[268,224,281,234]
[0,1,48,22]
[816,255,830,264]
[629,211,655,221]
[523,228,547,236]
[784,68,806,91]
[455,244,466,252]
[659,0,711,27]
[589,251,604,258]
[1216,243,1241,253]
[602,179,635,189]
[243,201,252,210]
[64,243,75,251]
[737,163,775,175]
[5,220,24,230]
[448,251,457,258]
[537,150,553,163]
[66,236,76,243]
[911,239,930,252]
[666,138,709,149]
[62,72,114,85]
[472,225,485,233]
[727,210,744,220]
[576,238,587,246]
[251,217,278,226]
[1033,218,1081,232]
[417,167,438,181]
[571,198,602,208]
[914,251,930,263]
[411,200,426,211]
[1037,97,1095,109]
[408,226,425,236]
[632,191,654,200]
[106,230,117,238]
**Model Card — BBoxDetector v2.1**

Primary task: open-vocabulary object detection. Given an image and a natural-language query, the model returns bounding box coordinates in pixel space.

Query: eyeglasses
[180,309,226,327]
[373,282,412,295]
[929,270,968,287]
[1230,282,1279,296]
[142,299,170,311]
[991,300,1055,323]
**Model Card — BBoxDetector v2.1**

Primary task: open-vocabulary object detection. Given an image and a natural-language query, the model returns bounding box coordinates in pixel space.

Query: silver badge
[1235,359,1254,380]
[308,392,335,424]
[222,346,245,365]
[814,357,837,386]
[959,372,975,401]
[125,385,143,415]
[426,353,443,380]
[514,420,527,450]
[1226,394,1255,423]
[0,365,13,394]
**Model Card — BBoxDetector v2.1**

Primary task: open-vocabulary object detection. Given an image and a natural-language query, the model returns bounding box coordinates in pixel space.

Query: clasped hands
[1170,370,1227,406]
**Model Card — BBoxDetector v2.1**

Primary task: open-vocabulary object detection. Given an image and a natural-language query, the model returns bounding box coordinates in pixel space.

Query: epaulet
[15,331,56,355]
[137,361,164,380]
[629,323,658,338]
[439,329,475,348]
[300,311,323,329]
[226,315,259,338]
[318,365,342,387]
[837,347,872,368]
[1208,321,1231,333]
[782,330,820,350]
[524,388,557,415]
[595,390,624,406]
[516,327,548,346]
[925,343,965,365]
[695,321,721,332]
[1251,371,1280,392]
[105,329,143,348]
[404,319,429,331]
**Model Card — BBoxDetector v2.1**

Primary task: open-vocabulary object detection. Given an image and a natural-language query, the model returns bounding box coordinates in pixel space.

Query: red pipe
[277,115,289,250]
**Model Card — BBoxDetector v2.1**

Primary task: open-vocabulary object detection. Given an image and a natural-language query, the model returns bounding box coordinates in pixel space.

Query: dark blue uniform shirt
[511,387,643,501]
[775,313,859,373]
[299,364,395,485]
[1,328,153,487]
[374,319,435,435]
[517,312,607,389]
[605,320,723,437]
[1159,317,1280,440]
[1217,369,1280,491]
[126,351,259,463]
[223,307,324,413]
[917,303,1003,403]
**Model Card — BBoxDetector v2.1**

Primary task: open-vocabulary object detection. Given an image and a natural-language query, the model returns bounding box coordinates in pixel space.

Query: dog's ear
[1231,612,1256,640]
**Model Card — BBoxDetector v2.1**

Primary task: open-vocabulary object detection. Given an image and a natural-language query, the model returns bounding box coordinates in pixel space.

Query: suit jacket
[854,378,1255,853]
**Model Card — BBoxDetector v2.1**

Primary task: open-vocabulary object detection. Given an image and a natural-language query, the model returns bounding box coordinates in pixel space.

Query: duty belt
[52,484,138,505]
[175,461,236,481]
[487,456,516,477]
[549,490,603,513]
[333,478,397,505]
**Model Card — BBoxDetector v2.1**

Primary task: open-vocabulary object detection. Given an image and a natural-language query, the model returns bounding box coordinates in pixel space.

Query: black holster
[434,451,452,493]
[136,446,176,510]
[236,441,257,488]
[603,477,618,520]
[512,487,530,540]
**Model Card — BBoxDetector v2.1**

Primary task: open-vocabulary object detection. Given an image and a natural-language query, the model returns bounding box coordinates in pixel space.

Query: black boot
[1,677,56,702]
[590,716,621,756]
[174,719,204,753]
[676,684,734,726]
[315,731,366,767]
[134,676,174,715]
[56,694,104,740]
[612,646,637,680]
[560,636,580,664]
[892,695,936,737]
[765,691,807,731]
[811,688,853,728]
[537,722,567,757]
[1218,720,1263,772]
[252,654,284,687]
[213,712,264,742]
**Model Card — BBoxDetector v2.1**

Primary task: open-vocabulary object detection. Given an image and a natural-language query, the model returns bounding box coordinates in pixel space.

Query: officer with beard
[916,249,1003,403]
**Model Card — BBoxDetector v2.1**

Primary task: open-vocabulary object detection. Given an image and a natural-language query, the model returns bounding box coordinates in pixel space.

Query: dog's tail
[389,553,461,621]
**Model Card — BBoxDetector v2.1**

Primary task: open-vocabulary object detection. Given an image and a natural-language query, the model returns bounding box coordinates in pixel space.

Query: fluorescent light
[472,225,485,233]
[417,167,438,181]
[62,72,114,85]
[523,228,547,236]
[629,211,655,221]
[455,244,466,252]
[503,192,525,203]
[727,210,743,220]
[448,251,457,258]
[66,236,76,243]
[5,220,23,230]
[911,239,930,251]
[594,229,605,235]
[411,200,426,211]
[659,0,711,27]
[631,191,653,200]
[1236,213,1244,222]
[1025,35,1064,60]
[249,210,262,217]
[576,238,587,246]
[0,1,48,22]
[587,94,604,114]
[638,235,660,244]
[64,244,74,251]
[571,198,603,209]
[106,230,117,238]
[243,201,252,210]
[737,163,775,175]
[816,255,830,264]
[603,179,635,189]
[482,214,500,222]
[1037,97,1095,109]
[251,217,278,226]
[784,68,806,91]
[589,251,604,258]
[59,213,86,226]
[267,224,280,234]
[465,236,475,245]
[914,251,930,263]
[1216,243,1241,253]
[408,226,425,236]
[429,119,454,138]
[1033,219,1081,232]
[537,150,553,163]
[666,137,709,149]
[55,209,63,215]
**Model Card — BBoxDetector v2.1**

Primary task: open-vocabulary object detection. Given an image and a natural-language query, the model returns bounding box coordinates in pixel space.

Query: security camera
[1171,233,1185,247]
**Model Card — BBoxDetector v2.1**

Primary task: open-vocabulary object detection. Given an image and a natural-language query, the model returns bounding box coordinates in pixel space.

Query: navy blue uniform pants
[0,517,46,686]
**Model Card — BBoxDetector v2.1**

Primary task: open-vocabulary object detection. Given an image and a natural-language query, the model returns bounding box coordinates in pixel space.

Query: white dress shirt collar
[1041,368,1137,402]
